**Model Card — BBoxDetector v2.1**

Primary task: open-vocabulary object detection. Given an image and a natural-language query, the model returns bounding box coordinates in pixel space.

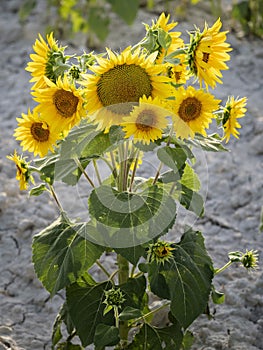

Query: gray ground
[0,1,262,349]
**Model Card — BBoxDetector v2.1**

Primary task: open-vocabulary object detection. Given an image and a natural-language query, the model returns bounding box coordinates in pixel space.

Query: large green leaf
[159,170,204,217]
[66,281,115,346]
[148,229,214,329]
[94,324,119,348]
[52,303,75,349]
[157,146,188,173]
[127,323,183,350]
[115,245,146,265]
[179,163,200,192]
[88,7,110,41]
[32,214,104,295]
[179,184,204,217]
[106,0,139,25]
[88,184,177,247]
[120,275,147,310]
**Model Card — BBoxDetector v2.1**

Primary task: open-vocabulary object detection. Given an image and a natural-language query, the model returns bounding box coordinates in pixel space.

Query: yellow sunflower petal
[32,75,85,131]
[14,108,61,157]
[188,18,232,89]
[167,86,221,138]
[223,96,247,142]
[122,95,169,145]
[80,47,172,131]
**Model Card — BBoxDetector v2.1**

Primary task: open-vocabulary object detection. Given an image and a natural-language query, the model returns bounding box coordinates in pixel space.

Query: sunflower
[146,240,175,265]
[151,12,184,64]
[222,96,247,142]
[122,95,168,144]
[32,75,85,131]
[80,46,172,131]
[187,18,232,89]
[6,150,34,190]
[26,32,67,90]
[14,108,61,157]
[167,54,188,85]
[168,86,221,138]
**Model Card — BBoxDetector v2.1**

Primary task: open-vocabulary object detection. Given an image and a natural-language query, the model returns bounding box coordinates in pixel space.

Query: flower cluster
[9,13,247,180]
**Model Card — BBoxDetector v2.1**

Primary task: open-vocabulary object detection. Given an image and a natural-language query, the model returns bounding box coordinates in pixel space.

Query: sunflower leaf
[186,133,227,152]
[157,146,188,173]
[147,228,214,329]
[88,7,110,42]
[66,281,115,346]
[94,324,120,348]
[106,0,139,25]
[32,214,104,296]
[179,163,201,192]
[88,184,177,246]
[127,323,183,350]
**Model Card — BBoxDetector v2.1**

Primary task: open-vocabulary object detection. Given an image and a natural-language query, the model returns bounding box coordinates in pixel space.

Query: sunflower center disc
[97,64,152,115]
[136,109,156,132]
[31,122,50,142]
[53,89,79,118]
[178,97,202,122]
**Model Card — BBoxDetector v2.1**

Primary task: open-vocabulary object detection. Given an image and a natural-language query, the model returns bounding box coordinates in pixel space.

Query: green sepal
[211,286,225,304]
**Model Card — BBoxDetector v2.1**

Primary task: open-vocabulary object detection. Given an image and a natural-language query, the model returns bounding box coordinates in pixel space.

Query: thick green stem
[214,260,233,275]
[117,254,129,347]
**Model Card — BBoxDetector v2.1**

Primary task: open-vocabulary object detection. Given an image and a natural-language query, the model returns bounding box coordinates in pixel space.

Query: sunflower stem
[130,301,171,327]
[214,260,233,275]
[96,259,111,278]
[152,162,163,185]
[74,157,95,188]
[48,184,64,212]
[118,142,129,192]
[92,159,102,185]
[117,254,129,347]
[129,149,140,192]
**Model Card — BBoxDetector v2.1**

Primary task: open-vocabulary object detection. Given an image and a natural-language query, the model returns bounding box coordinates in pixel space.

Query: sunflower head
[167,54,188,86]
[14,108,61,158]
[81,47,171,131]
[33,75,85,131]
[187,18,232,89]
[122,95,169,145]
[229,250,259,271]
[146,240,176,265]
[6,150,34,190]
[222,96,247,143]
[140,12,184,64]
[167,86,221,139]
[26,32,69,90]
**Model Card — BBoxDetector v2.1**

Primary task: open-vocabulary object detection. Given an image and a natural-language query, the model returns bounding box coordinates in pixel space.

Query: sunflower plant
[8,13,257,350]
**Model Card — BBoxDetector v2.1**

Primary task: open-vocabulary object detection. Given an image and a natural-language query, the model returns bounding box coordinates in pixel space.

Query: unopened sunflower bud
[147,240,176,265]
[104,288,126,308]
[241,250,259,270]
